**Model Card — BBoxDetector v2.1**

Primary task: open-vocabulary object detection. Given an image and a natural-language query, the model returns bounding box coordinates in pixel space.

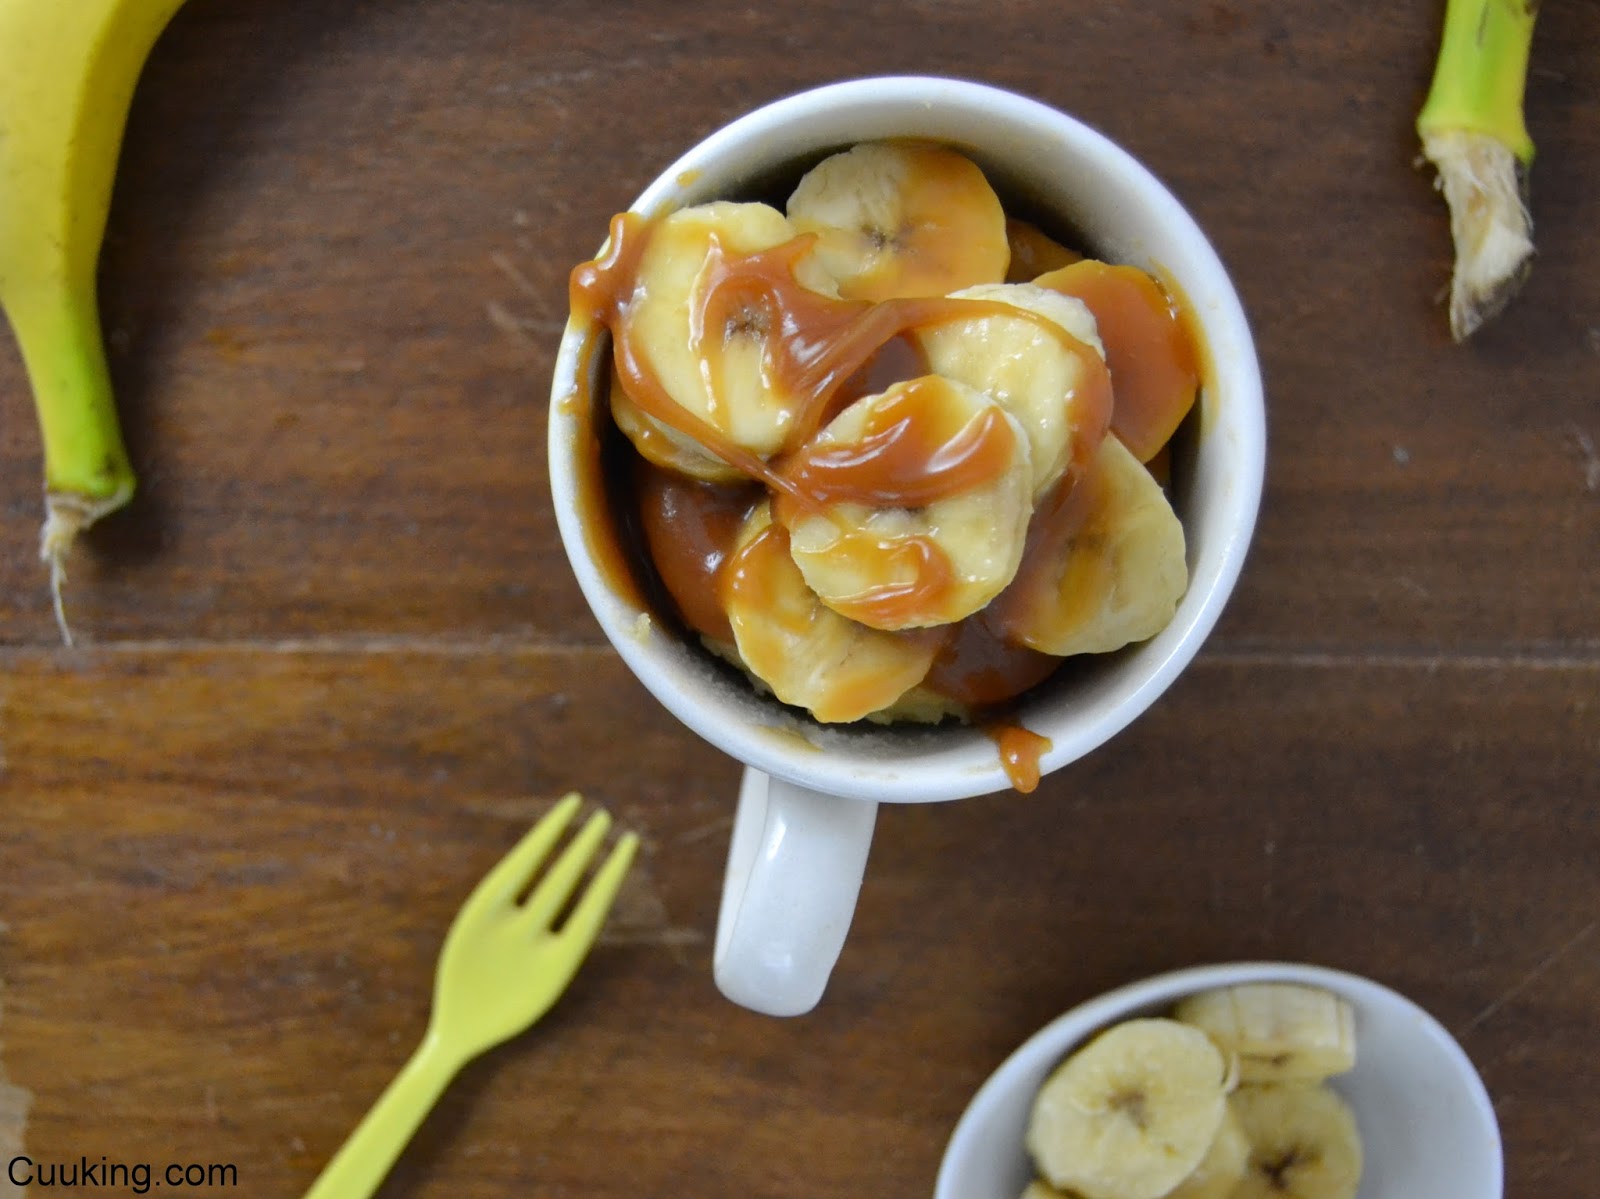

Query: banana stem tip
[1422,128,1534,341]
[39,490,127,647]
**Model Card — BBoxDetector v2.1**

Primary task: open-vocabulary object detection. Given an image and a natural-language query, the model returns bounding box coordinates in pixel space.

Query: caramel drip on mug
[987,724,1053,794]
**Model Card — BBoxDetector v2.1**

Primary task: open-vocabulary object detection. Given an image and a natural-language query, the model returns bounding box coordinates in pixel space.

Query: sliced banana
[1230,1085,1364,1199]
[992,433,1186,657]
[1168,1105,1251,1199]
[1026,1018,1230,1199]
[777,375,1034,631]
[918,281,1108,499]
[620,201,835,466]
[608,362,743,483]
[720,502,940,722]
[1174,984,1357,1085]
[786,140,1009,301]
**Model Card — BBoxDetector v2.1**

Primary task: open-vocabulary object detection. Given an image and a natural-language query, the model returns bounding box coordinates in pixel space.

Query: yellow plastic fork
[304,793,638,1199]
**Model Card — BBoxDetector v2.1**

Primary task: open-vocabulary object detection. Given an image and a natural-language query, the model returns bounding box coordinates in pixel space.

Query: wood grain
[2,649,1596,1196]
[0,1,1596,1197]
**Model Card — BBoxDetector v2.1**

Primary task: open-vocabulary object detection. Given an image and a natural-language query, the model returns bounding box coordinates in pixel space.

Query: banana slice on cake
[1027,1018,1231,1199]
[776,375,1034,631]
[786,140,1009,301]
[992,433,1186,656]
[1229,1086,1364,1199]
[918,281,1110,499]
[720,502,941,722]
[618,201,835,469]
[1174,984,1357,1085]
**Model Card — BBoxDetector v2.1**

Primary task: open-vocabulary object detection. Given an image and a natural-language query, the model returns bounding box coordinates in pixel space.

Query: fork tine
[467,793,582,912]
[520,809,613,928]
[555,832,639,951]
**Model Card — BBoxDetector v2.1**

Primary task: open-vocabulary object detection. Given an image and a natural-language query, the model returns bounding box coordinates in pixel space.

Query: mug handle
[713,767,878,1016]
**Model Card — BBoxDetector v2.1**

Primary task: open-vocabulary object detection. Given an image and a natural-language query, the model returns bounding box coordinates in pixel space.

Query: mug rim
[548,75,1266,804]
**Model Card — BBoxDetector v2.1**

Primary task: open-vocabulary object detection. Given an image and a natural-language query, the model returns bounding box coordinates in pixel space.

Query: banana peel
[0,0,188,642]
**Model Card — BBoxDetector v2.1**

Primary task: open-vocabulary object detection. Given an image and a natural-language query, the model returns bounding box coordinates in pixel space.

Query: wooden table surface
[2,2,1597,1196]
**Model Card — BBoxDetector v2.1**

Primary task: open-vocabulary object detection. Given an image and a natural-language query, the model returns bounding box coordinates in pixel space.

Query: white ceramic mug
[548,77,1265,1017]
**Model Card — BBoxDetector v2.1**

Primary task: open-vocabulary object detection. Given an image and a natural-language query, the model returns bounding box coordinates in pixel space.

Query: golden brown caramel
[777,376,1018,510]
[565,335,647,612]
[572,214,794,494]
[832,334,930,417]
[987,724,1053,794]
[1035,260,1199,463]
[986,457,1112,644]
[924,613,1061,706]
[635,461,761,643]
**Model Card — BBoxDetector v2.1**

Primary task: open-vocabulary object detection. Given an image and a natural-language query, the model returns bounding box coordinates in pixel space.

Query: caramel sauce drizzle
[771,377,1021,628]
[572,215,795,500]
[924,612,1061,706]
[1036,260,1196,463]
[810,533,956,629]
[569,213,1098,518]
[775,377,1018,509]
[634,461,762,644]
[721,521,947,653]
[985,455,1111,641]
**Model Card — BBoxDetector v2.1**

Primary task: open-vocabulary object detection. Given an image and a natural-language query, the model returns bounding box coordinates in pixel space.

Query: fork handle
[303,1029,463,1199]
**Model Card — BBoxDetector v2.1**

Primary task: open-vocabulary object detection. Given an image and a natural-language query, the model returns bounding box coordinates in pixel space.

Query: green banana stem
[4,279,136,644]
[10,288,134,506]
[1418,0,1537,162]
[1416,0,1540,341]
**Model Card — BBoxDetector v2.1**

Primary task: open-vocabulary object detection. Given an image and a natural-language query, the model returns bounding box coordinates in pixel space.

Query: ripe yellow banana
[1023,1063,1254,1199]
[778,375,1034,631]
[1167,1105,1250,1199]
[918,281,1106,500]
[1229,1084,1364,1199]
[1021,1181,1070,1199]
[720,502,942,722]
[0,0,188,641]
[619,201,837,471]
[1174,982,1357,1085]
[786,140,1009,301]
[993,434,1188,658]
[1026,1018,1231,1199]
